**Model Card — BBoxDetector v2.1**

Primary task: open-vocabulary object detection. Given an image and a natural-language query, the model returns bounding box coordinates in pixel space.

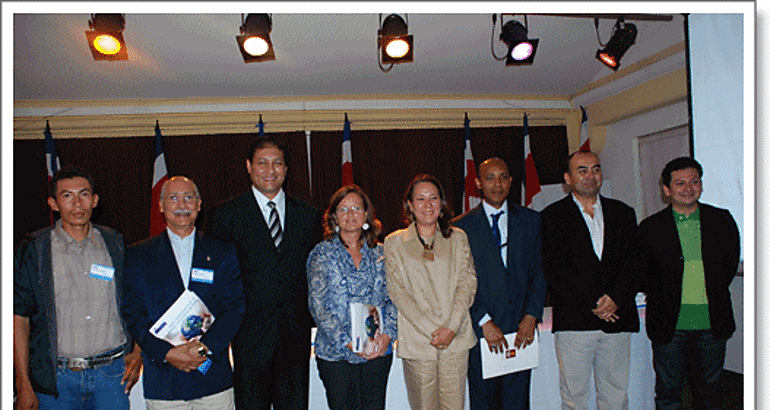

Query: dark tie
[268,201,283,248]
[491,210,504,248]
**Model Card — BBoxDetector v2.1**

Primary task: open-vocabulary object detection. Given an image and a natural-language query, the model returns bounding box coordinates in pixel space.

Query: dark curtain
[13,124,567,247]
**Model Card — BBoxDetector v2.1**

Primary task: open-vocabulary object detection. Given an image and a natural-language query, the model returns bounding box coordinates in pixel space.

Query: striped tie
[268,201,283,248]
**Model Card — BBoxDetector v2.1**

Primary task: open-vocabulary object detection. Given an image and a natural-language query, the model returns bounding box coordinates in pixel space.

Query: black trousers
[316,354,393,410]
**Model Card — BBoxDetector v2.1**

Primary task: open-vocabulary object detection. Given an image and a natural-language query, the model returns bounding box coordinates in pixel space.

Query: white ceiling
[12,10,687,102]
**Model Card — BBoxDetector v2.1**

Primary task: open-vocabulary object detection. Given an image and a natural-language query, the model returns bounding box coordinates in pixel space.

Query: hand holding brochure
[480,331,539,380]
[150,289,215,373]
[350,303,383,355]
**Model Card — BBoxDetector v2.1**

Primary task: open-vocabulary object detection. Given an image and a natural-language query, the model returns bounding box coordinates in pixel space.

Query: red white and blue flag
[462,113,481,213]
[45,120,61,224]
[341,114,353,186]
[150,120,169,237]
[579,106,591,152]
[521,114,543,209]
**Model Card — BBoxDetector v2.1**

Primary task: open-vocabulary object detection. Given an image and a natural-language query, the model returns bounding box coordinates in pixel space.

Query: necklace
[416,231,435,261]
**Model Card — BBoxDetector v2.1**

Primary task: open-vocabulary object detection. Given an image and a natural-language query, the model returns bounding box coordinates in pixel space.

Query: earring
[334,225,340,233]
[362,222,370,231]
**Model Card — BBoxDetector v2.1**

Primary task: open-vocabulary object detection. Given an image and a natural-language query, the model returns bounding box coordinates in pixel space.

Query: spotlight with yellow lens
[236,14,276,63]
[85,14,128,61]
[378,14,414,68]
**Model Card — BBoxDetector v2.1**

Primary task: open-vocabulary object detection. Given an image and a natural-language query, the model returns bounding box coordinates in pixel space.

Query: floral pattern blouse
[307,236,398,364]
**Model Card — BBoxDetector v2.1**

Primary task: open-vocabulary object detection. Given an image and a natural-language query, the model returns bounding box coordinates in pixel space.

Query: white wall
[600,100,689,222]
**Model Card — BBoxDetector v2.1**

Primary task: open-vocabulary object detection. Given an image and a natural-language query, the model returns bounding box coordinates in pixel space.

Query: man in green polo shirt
[639,157,740,410]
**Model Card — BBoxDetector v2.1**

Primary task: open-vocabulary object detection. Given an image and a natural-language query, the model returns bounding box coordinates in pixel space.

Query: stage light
[596,17,637,71]
[377,14,413,72]
[236,14,275,63]
[85,14,128,61]
[499,18,539,66]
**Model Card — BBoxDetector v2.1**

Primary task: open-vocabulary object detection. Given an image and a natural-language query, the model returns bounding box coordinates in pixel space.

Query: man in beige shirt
[14,168,142,410]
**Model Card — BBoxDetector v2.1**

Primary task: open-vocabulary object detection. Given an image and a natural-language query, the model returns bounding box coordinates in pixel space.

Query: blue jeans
[652,330,726,410]
[37,356,130,410]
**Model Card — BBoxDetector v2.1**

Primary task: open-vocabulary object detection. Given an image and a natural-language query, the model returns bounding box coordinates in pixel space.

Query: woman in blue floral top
[307,185,398,410]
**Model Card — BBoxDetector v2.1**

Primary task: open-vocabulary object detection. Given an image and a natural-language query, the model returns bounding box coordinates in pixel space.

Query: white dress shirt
[571,194,604,260]
[478,200,509,328]
[251,186,286,231]
[168,227,195,289]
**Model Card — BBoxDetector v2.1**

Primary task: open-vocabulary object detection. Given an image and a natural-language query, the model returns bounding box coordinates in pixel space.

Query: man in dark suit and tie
[541,151,641,410]
[122,176,245,409]
[207,137,322,410]
[454,157,546,410]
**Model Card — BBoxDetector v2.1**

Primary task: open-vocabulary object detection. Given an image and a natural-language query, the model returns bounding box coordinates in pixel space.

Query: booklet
[480,331,539,380]
[349,303,383,355]
[150,289,215,374]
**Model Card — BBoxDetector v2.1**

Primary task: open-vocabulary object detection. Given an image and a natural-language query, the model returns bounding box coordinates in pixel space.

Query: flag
[257,114,265,136]
[44,120,61,224]
[521,114,543,209]
[341,114,353,186]
[150,120,169,237]
[579,106,591,152]
[462,113,481,213]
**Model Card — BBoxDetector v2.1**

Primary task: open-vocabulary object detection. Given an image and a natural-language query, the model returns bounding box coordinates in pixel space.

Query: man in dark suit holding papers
[454,158,546,410]
[122,176,245,409]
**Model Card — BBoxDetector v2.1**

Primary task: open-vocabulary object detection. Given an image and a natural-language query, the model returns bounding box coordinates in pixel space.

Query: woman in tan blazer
[384,174,477,410]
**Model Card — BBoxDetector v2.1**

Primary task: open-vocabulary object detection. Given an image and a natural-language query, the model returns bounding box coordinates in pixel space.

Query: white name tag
[191,268,214,284]
[89,264,115,281]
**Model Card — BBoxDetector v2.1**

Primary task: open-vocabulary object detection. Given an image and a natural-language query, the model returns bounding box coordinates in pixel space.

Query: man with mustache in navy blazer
[122,176,245,409]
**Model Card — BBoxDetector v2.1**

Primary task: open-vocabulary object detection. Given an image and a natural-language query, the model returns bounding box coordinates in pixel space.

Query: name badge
[191,268,214,284]
[89,264,115,281]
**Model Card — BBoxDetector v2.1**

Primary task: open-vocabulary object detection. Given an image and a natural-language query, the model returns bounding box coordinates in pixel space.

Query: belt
[57,346,126,371]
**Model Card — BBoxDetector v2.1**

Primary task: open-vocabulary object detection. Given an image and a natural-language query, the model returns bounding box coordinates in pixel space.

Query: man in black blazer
[454,158,546,410]
[541,151,641,410]
[639,157,739,410]
[207,137,322,410]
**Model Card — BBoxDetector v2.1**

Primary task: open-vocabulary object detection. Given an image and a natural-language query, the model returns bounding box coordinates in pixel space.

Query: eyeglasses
[336,205,363,214]
[165,193,198,203]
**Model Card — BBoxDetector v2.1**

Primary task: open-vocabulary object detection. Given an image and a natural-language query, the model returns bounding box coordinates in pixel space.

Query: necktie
[268,201,283,248]
[491,210,504,248]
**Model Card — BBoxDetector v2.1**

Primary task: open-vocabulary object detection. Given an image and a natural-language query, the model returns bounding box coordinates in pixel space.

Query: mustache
[173,209,193,216]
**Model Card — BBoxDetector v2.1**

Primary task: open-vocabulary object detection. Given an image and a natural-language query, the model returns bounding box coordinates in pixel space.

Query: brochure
[480,331,539,379]
[150,289,215,373]
[349,303,383,355]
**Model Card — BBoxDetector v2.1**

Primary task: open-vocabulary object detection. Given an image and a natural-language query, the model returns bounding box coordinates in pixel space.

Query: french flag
[521,114,543,209]
[341,114,353,186]
[150,120,169,237]
[579,106,591,152]
[462,113,481,213]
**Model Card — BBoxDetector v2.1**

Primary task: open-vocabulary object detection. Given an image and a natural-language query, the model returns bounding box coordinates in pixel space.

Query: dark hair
[49,167,96,198]
[247,136,287,164]
[661,157,703,187]
[324,185,382,248]
[564,150,598,174]
[402,174,453,238]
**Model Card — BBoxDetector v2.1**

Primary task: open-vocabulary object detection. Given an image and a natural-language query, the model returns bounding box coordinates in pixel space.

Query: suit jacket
[14,223,130,397]
[122,231,245,400]
[541,195,641,333]
[639,203,739,344]
[454,204,546,339]
[207,190,322,365]
[384,224,477,360]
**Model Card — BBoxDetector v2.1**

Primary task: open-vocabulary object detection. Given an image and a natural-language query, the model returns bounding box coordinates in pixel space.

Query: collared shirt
[168,227,196,289]
[481,199,509,268]
[51,220,126,357]
[252,185,286,231]
[572,194,604,260]
[477,200,510,328]
[673,207,709,330]
[307,236,397,364]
